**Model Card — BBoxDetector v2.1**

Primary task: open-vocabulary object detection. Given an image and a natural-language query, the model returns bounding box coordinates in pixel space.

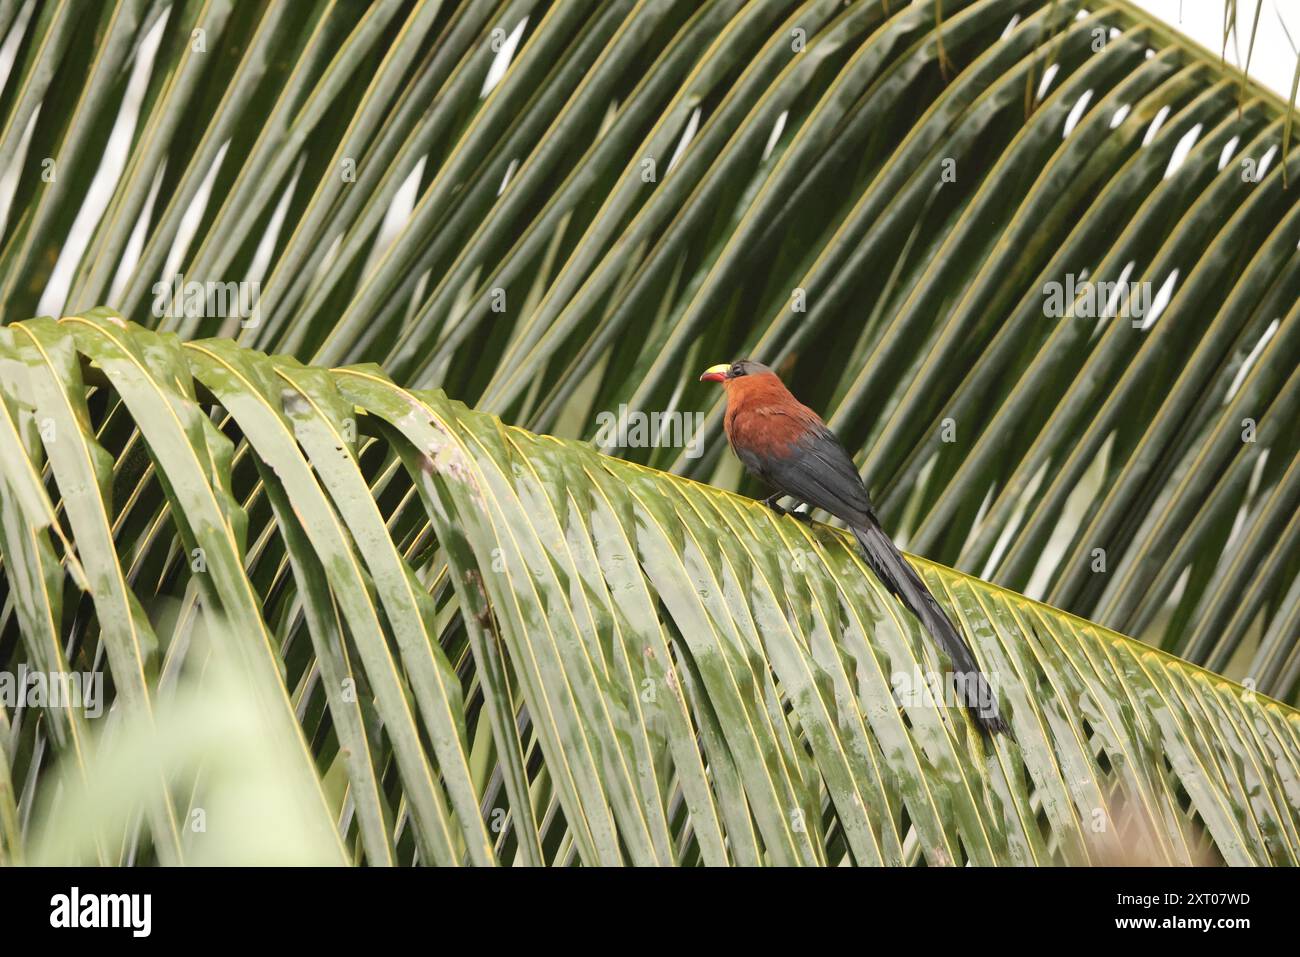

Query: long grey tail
[851,520,1010,737]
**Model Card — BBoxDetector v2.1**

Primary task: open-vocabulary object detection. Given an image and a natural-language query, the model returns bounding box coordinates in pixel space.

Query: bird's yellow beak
[699,363,729,383]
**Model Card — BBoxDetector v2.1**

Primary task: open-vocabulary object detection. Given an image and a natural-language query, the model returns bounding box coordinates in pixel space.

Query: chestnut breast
[723,372,824,459]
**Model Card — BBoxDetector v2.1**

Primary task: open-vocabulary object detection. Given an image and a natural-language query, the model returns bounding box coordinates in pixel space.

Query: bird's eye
[730,363,745,378]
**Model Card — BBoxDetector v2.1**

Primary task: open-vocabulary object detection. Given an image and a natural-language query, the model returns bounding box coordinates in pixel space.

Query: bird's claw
[764,494,813,525]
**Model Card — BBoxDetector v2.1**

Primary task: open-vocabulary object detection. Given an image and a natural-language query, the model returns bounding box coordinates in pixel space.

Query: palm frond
[1,314,1296,865]
[2,1,1295,698]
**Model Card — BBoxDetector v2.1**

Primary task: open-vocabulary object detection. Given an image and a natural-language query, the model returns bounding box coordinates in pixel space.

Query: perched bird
[700,359,1009,737]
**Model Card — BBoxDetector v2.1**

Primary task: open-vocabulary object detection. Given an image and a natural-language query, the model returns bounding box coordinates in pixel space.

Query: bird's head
[699,359,773,384]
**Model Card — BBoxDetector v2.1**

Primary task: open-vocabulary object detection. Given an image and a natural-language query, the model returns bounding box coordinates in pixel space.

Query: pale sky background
[1133,0,1298,98]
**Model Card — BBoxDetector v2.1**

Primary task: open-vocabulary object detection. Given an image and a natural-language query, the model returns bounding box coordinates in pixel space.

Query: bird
[700,358,1009,737]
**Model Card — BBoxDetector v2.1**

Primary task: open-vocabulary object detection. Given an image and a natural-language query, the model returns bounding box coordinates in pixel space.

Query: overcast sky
[1133,0,1297,98]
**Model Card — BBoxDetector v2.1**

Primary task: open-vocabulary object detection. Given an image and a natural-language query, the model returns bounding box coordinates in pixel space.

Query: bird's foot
[763,494,813,525]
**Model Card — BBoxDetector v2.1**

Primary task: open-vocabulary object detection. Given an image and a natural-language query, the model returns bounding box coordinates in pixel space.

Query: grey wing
[759,424,878,528]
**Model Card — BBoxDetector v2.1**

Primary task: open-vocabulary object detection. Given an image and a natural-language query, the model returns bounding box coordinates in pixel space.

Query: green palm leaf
[1,0,1294,704]
[2,0,1299,867]
[1,314,1296,866]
